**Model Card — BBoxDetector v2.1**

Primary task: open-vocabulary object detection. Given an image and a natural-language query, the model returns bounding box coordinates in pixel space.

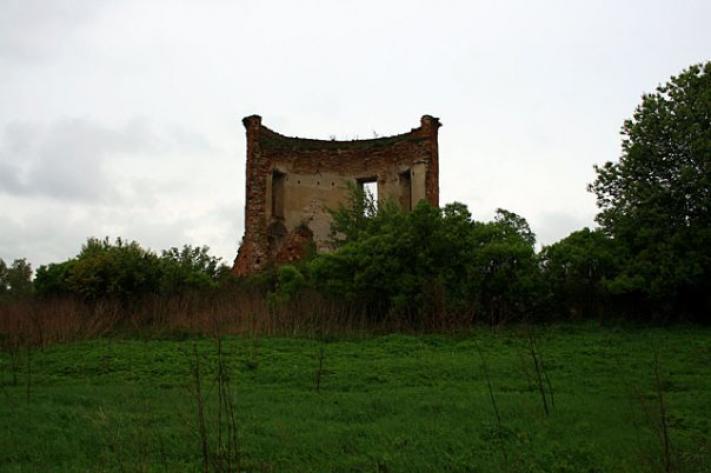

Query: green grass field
[1,324,710,472]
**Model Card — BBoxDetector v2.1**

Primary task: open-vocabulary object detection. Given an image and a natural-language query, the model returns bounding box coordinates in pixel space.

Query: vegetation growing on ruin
[2,62,708,325]
[0,60,710,473]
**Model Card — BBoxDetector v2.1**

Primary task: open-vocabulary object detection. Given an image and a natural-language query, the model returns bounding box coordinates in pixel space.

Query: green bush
[0,258,33,299]
[539,228,621,319]
[66,237,162,301]
[589,62,711,320]
[308,193,540,323]
[34,238,230,302]
[159,245,230,294]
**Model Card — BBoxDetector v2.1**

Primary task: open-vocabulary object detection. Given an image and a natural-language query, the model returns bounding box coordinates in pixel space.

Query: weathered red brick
[233,115,441,275]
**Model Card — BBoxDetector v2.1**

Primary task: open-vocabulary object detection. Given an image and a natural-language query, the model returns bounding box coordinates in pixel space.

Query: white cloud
[0,118,170,200]
[0,117,240,267]
[0,0,105,63]
[0,0,709,267]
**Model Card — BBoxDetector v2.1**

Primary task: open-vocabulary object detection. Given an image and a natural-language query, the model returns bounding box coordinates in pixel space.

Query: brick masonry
[233,115,441,275]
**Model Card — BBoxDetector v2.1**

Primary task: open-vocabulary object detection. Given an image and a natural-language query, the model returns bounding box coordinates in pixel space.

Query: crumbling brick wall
[233,115,441,276]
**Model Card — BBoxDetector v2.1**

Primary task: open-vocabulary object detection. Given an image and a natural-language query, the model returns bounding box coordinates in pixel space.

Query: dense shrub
[589,62,711,320]
[0,258,33,299]
[33,260,76,297]
[159,245,231,294]
[33,237,230,303]
[9,63,710,325]
[539,228,621,319]
[304,192,540,323]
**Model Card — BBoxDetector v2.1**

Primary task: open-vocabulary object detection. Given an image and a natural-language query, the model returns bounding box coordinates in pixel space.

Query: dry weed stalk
[1,282,495,347]
[523,324,555,417]
[473,337,509,470]
[634,351,675,473]
[190,342,210,473]
[314,345,326,393]
[214,335,241,472]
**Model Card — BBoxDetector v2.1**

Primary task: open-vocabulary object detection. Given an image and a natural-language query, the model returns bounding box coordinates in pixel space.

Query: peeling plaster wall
[233,115,441,276]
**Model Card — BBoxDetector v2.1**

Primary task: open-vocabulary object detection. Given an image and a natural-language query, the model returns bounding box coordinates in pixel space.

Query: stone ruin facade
[232,114,441,276]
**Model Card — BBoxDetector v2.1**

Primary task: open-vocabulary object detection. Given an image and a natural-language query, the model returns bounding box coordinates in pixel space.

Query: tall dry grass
[0,286,484,351]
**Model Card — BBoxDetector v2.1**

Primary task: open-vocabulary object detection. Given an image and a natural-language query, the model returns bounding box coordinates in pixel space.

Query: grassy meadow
[1,324,710,472]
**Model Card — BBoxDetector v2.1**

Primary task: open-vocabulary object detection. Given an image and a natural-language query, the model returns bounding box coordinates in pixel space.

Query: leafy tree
[539,228,620,319]
[312,200,451,317]
[310,188,540,322]
[0,258,33,298]
[65,237,162,301]
[270,264,309,305]
[589,62,711,318]
[494,208,536,247]
[465,210,540,323]
[34,260,75,297]
[328,181,378,246]
[7,259,33,296]
[0,259,7,296]
[34,238,230,302]
[159,245,229,293]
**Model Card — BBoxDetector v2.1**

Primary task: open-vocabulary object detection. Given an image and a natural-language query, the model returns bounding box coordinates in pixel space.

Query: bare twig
[653,351,673,473]
[314,345,326,393]
[191,342,210,473]
[473,337,508,469]
[25,344,31,403]
[524,325,553,417]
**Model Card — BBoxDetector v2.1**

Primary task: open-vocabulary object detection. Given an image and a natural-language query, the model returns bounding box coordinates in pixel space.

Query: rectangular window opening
[399,170,412,212]
[357,177,378,212]
[272,170,285,219]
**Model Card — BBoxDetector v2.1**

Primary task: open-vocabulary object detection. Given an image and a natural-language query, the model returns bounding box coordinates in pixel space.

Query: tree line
[2,62,709,324]
[1,238,231,304]
[274,61,711,323]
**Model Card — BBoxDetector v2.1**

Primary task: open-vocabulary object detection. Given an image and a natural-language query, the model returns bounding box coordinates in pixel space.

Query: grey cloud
[1,0,709,268]
[0,208,96,267]
[533,211,597,248]
[0,199,242,268]
[0,161,24,193]
[0,118,213,201]
[0,0,106,63]
[209,201,245,249]
[0,112,230,267]
[168,125,215,154]
[0,119,142,200]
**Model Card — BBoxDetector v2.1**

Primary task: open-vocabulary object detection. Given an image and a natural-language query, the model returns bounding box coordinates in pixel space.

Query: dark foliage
[589,62,711,320]
[33,237,231,302]
[304,193,541,323]
[539,228,621,319]
[4,63,710,325]
[0,258,33,300]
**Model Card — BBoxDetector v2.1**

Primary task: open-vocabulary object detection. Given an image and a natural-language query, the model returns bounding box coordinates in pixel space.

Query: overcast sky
[1,0,709,269]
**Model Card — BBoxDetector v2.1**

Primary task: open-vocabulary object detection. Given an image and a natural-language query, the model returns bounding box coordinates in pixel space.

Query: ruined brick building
[232,115,441,276]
